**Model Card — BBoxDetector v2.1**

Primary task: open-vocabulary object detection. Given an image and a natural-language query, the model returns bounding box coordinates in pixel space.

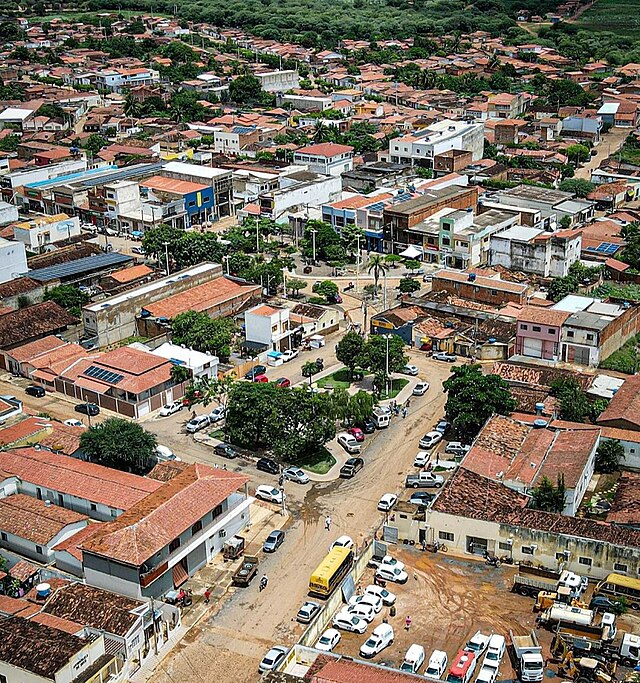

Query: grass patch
[600,332,640,375]
[296,447,336,475]
[209,428,225,440]
[317,369,353,389]
[576,0,640,39]
[379,378,409,400]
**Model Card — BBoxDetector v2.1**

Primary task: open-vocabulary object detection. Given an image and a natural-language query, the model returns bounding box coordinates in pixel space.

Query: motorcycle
[343,282,355,292]
[422,540,448,553]
[484,551,501,568]
[259,576,268,592]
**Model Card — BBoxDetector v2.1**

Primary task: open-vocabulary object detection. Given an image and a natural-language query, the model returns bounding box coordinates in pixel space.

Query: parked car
[476,665,498,683]
[75,402,99,416]
[376,565,408,584]
[364,584,396,606]
[283,467,309,484]
[347,426,365,442]
[484,634,506,667]
[413,451,432,467]
[425,650,449,681]
[131,246,145,255]
[435,419,451,434]
[257,457,280,475]
[258,646,288,673]
[214,443,238,459]
[332,609,368,634]
[464,631,490,656]
[445,442,470,457]
[25,385,45,398]
[331,535,354,551]
[275,377,291,388]
[347,603,376,623]
[315,628,341,652]
[590,595,622,612]
[339,457,364,478]
[409,491,436,507]
[263,529,285,553]
[433,351,457,362]
[405,471,445,489]
[413,381,430,396]
[360,624,394,658]
[377,493,398,512]
[255,485,285,504]
[160,400,183,417]
[402,364,419,376]
[208,405,226,423]
[186,415,210,433]
[297,601,321,624]
[379,556,405,571]
[281,348,299,362]
[245,365,267,380]
[254,374,269,383]
[155,445,180,462]
[337,432,361,454]
[348,593,383,614]
[419,431,443,449]
[357,417,376,434]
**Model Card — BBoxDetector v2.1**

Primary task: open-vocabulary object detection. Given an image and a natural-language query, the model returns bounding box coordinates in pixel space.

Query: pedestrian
[278,474,284,487]
[421,539,427,552]
[405,399,411,409]
[204,589,211,604]
[402,407,407,419]
[222,463,227,470]
[405,615,412,631]
[191,410,196,420]
[325,515,332,531]
[436,452,440,464]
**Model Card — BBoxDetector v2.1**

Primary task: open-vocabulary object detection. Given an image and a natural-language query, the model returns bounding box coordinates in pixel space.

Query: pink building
[514,306,570,361]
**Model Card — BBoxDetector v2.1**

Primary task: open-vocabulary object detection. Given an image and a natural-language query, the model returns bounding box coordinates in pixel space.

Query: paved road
[149,351,454,683]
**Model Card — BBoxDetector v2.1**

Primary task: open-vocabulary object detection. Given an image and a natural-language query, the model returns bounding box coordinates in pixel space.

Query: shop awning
[399,245,423,259]
[172,563,188,588]
[241,340,268,351]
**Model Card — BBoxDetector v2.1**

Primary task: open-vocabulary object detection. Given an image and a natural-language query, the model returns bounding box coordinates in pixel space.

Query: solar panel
[85,365,125,384]
[367,201,386,212]
[595,242,619,255]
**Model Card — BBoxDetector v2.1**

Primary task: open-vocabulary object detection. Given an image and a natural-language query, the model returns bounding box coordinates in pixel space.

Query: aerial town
[2,3,640,683]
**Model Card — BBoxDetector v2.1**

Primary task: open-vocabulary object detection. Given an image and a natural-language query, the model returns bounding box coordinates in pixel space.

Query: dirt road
[574,126,630,180]
[149,353,452,683]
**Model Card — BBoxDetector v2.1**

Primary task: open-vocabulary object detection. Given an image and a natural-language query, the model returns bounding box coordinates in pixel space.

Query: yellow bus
[594,573,640,610]
[309,547,354,598]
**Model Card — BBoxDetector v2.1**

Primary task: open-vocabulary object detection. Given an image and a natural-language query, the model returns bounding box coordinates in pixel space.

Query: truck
[372,407,390,429]
[405,471,444,489]
[552,629,640,668]
[509,630,544,683]
[231,555,259,587]
[540,609,617,641]
[513,566,586,600]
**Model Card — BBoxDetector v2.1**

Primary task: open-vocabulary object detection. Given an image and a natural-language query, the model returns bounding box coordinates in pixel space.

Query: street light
[223,255,230,276]
[384,333,390,398]
[355,234,361,292]
[162,241,170,276]
[310,228,317,265]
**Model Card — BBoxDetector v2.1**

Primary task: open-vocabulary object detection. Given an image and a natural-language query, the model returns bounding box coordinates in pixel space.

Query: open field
[574,0,640,39]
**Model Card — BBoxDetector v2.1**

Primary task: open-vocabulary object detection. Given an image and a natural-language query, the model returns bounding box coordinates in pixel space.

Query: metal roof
[28,252,133,283]
[78,162,167,189]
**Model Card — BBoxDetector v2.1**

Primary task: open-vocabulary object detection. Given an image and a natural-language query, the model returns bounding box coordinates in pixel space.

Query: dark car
[75,402,100,416]
[257,457,280,475]
[358,417,376,434]
[340,457,364,478]
[409,491,436,507]
[263,529,285,553]
[215,443,238,459]
[25,385,45,398]
[245,365,267,380]
[590,595,620,612]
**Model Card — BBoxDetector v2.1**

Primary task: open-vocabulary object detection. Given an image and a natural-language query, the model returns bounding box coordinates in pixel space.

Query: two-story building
[244,304,294,353]
[141,175,214,227]
[12,213,80,251]
[514,306,570,361]
[432,270,529,306]
[293,143,354,177]
[255,70,300,93]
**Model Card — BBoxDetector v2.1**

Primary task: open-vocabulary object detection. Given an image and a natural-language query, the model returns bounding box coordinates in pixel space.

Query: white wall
[13,215,81,250]
[0,239,27,283]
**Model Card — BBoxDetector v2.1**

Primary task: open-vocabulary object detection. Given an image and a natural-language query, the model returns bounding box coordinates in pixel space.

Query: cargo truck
[509,630,544,683]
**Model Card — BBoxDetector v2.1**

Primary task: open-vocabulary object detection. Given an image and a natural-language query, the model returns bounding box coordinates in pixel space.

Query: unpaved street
[150,352,453,683]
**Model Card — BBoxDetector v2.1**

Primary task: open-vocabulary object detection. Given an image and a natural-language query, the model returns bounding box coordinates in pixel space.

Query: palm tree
[367,254,389,290]
[302,361,320,386]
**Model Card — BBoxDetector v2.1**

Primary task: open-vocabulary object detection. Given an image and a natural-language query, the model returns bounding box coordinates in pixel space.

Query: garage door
[523,337,543,358]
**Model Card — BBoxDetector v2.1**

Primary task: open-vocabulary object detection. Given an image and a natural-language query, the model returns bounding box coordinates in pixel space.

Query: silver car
[258,646,288,673]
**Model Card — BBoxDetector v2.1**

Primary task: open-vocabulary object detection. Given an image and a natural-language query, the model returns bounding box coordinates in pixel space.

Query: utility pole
[282,266,287,298]
[224,255,230,275]
[163,241,170,276]
[356,234,361,292]
[310,228,317,264]
[385,334,390,398]
[256,220,260,253]
[383,269,388,310]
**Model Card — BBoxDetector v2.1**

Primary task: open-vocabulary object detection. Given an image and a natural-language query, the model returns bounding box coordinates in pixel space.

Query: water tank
[533,419,548,429]
[488,337,496,344]
[535,402,545,415]
[468,273,477,282]
[36,583,51,599]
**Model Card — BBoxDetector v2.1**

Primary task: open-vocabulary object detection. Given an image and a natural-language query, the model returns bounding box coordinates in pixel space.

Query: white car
[281,348,299,362]
[208,405,226,423]
[425,650,449,680]
[414,450,432,467]
[283,467,310,484]
[315,628,341,652]
[402,364,419,376]
[476,664,498,683]
[445,441,471,457]
[465,631,491,655]
[347,602,376,622]
[364,584,396,606]
[255,485,285,504]
[337,432,361,454]
[419,431,443,449]
[186,415,210,433]
[360,623,394,658]
[379,556,405,571]
[63,419,84,427]
[377,493,398,512]
[348,593,383,614]
[258,646,288,673]
[159,400,183,417]
[413,381,429,396]
[332,609,368,634]
[330,535,354,551]
[155,445,180,462]
[376,565,408,584]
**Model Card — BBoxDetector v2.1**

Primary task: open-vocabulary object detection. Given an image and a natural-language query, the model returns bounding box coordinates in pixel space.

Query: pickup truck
[509,630,544,683]
[232,555,259,587]
[405,471,444,489]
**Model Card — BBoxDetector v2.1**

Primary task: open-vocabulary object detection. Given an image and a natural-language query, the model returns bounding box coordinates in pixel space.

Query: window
[219,529,227,538]
[521,545,534,555]
[614,563,628,573]
[498,541,511,551]
[586,334,594,342]
[90,503,97,512]
[556,552,567,561]
[520,324,528,330]
[567,331,575,338]
[36,487,42,500]
[399,513,408,519]
[36,545,43,555]
[441,237,450,246]
[579,556,592,567]
[188,200,196,207]
[191,520,203,536]
[58,494,64,507]
[212,503,223,519]
[491,290,497,296]
[532,326,541,332]
[169,538,181,553]
[439,531,454,541]
[0,673,7,683]
[0,532,6,542]
[548,328,555,335]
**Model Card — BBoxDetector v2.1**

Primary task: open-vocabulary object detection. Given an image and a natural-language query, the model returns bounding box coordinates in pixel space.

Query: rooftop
[434,269,527,295]
[141,175,209,195]
[295,142,354,157]
[0,301,78,348]
[28,252,133,284]
[517,305,570,327]
[597,375,640,430]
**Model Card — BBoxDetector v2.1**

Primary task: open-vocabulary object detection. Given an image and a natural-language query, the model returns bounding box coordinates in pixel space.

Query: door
[523,337,543,358]
[466,536,488,555]
[383,525,398,544]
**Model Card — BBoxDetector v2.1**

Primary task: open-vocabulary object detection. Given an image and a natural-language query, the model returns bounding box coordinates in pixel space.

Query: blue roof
[26,165,118,189]
[28,252,133,283]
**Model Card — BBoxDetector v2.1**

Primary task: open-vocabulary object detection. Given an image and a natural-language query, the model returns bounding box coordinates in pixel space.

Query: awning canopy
[399,245,423,259]
[241,340,268,351]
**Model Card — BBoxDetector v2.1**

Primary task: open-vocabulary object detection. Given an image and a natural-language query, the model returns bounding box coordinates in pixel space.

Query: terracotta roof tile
[29,612,83,634]
[7,335,67,363]
[295,142,354,157]
[312,658,427,683]
[607,472,640,525]
[517,305,570,327]
[597,375,640,430]
[108,264,153,283]
[0,416,53,447]
[53,522,103,562]
[0,595,41,618]
[0,302,78,348]
[9,559,41,583]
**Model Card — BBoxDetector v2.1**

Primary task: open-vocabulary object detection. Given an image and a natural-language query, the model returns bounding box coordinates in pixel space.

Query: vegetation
[312,279,339,302]
[360,334,407,391]
[618,223,640,271]
[576,0,640,41]
[595,439,625,474]
[530,475,566,513]
[317,369,353,389]
[443,364,516,443]
[600,333,640,375]
[335,331,365,380]
[559,178,595,197]
[80,418,157,473]
[367,254,389,290]
[44,285,89,317]
[397,277,421,295]
[171,310,235,361]
[547,261,602,302]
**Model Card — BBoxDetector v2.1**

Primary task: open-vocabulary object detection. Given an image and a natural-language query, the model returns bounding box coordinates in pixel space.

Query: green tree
[302,360,321,385]
[225,382,279,449]
[80,418,157,473]
[171,311,235,360]
[229,74,265,105]
[443,364,516,443]
[384,253,403,268]
[360,334,407,379]
[550,377,590,423]
[84,133,108,157]
[285,277,307,297]
[529,475,566,513]
[170,364,191,384]
[595,439,624,474]
[367,254,389,289]
[313,279,339,302]
[336,331,365,379]
[559,178,595,197]
[44,285,89,317]
[142,224,184,260]
[398,277,420,295]
[345,390,376,424]
[566,144,590,164]
[404,259,421,272]
[38,102,65,120]
[0,134,21,153]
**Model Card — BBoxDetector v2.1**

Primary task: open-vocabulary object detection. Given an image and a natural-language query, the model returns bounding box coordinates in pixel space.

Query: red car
[254,374,269,383]
[347,426,365,442]
[276,377,291,388]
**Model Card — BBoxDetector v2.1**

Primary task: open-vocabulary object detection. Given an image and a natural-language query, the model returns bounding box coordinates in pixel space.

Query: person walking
[204,588,211,604]
[402,407,407,419]
[405,615,412,631]
[325,515,332,531]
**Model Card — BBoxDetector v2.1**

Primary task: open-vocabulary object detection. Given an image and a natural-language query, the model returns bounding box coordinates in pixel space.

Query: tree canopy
[80,418,157,473]
[172,311,235,361]
[529,475,566,513]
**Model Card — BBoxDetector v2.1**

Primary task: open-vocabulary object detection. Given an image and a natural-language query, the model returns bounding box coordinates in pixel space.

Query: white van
[372,407,390,428]
[155,445,180,462]
[401,644,425,674]
[425,650,448,680]
[484,634,505,669]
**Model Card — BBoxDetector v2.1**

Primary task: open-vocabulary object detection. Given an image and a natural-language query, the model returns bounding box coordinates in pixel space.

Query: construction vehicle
[535,589,586,612]
[557,653,616,683]
[552,629,640,669]
[514,566,586,600]
[509,630,544,682]
[538,607,617,642]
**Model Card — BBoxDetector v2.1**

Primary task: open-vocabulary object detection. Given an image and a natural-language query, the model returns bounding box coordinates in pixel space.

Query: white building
[244,304,293,352]
[0,237,27,283]
[281,94,333,111]
[151,342,219,379]
[12,214,80,251]
[256,69,300,93]
[94,67,160,92]
[388,119,485,167]
[293,143,354,177]
[0,201,18,226]
[104,180,141,220]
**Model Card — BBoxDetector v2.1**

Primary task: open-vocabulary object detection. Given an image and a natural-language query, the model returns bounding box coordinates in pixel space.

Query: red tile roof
[29,612,83,635]
[0,416,53,447]
[5,335,66,363]
[517,305,570,327]
[295,142,354,157]
[0,595,40,618]
[312,657,427,683]
[0,302,78,348]
[141,175,209,194]
[53,522,103,562]
[108,264,153,283]
[597,375,640,430]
